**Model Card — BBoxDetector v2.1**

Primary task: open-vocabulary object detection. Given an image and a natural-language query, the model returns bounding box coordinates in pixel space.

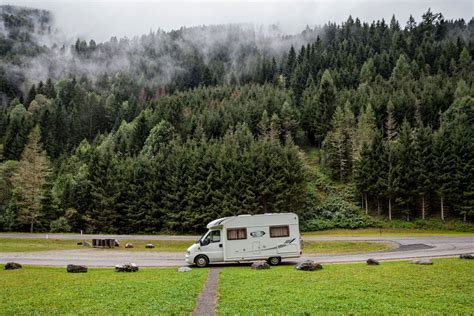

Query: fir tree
[11,126,51,232]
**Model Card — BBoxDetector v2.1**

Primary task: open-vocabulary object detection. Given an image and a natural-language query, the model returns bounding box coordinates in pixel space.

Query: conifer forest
[0,5,473,233]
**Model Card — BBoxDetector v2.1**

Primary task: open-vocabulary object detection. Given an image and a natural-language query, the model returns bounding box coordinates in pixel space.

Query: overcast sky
[5,0,474,42]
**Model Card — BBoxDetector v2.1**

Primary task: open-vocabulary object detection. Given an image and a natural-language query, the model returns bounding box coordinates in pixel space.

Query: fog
[6,0,474,42]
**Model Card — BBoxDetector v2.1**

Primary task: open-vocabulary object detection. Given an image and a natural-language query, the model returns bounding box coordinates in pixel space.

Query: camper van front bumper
[185,253,193,264]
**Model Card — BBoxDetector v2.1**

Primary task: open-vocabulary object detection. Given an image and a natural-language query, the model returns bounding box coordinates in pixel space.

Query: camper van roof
[206,213,297,229]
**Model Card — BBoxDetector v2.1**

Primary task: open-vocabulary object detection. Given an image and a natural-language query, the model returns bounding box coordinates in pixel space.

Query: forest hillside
[0,5,473,233]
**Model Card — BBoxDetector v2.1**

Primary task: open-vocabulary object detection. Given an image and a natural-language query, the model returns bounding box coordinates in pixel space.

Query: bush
[0,206,17,232]
[50,217,71,233]
[372,218,474,232]
[302,196,373,231]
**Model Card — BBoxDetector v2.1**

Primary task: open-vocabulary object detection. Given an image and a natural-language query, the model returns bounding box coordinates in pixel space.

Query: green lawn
[0,266,208,315]
[217,258,474,314]
[0,238,192,252]
[303,228,474,236]
[0,238,393,254]
[302,240,393,254]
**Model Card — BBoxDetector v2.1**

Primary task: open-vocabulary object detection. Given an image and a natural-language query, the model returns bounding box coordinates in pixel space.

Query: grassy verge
[303,228,474,236]
[302,240,394,254]
[0,238,393,254]
[0,238,192,252]
[217,258,474,314]
[0,266,208,315]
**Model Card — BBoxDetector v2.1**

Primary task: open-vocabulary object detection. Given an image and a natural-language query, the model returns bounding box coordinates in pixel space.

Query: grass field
[0,238,393,254]
[0,266,208,315]
[303,228,474,236]
[0,238,192,252]
[302,240,394,254]
[217,258,474,314]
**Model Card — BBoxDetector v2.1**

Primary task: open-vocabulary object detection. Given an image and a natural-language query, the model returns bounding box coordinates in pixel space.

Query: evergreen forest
[1,5,473,233]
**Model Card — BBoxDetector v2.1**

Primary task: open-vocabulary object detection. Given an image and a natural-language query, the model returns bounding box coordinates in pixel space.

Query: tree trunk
[377,200,381,216]
[30,221,34,233]
[440,195,444,221]
[463,212,467,222]
[421,195,425,220]
[388,198,392,221]
[364,194,368,215]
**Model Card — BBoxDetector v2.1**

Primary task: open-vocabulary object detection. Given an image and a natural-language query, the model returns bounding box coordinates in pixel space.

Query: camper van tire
[267,257,281,266]
[195,255,209,267]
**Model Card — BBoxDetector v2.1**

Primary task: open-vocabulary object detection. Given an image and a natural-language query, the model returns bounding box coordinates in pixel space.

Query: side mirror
[199,240,203,246]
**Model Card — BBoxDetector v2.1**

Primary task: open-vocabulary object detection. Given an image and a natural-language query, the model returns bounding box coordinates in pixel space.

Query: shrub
[302,196,372,231]
[50,217,71,233]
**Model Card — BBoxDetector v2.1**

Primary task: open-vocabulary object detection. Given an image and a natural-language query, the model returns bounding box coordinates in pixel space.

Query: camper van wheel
[267,257,281,266]
[195,255,209,268]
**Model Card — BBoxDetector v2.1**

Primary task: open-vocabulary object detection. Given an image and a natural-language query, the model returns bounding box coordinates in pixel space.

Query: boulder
[177,267,192,272]
[412,259,433,265]
[82,241,91,247]
[251,261,270,270]
[125,243,134,249]
[366,258,380,265]
[67,264,88,273]
[459,253,474,260]
[295,260,323,271]
[145,243,155,249]
[114,239,120,247]
[4,262,22,270]
[115,263,139,272]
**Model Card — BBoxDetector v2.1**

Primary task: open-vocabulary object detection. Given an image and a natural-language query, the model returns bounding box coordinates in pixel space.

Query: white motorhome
[185,213,301,267]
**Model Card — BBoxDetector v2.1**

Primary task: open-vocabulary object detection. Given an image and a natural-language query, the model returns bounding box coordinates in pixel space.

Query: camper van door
[201,230,224,262]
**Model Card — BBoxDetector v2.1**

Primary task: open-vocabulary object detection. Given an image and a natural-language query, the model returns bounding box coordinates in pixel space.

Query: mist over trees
[0,5,473,233]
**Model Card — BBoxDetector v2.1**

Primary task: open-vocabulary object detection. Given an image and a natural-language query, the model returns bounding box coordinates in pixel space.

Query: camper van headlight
[187,250,190,255]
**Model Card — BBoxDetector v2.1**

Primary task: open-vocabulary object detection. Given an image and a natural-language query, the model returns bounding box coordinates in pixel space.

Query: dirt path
[193,268,220,316]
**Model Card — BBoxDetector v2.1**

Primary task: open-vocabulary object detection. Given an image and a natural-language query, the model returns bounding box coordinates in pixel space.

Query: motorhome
[185,213,301,267]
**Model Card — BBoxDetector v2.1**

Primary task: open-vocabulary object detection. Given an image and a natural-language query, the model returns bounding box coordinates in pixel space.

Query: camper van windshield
[196,232,207,244]
[198,230,220,246]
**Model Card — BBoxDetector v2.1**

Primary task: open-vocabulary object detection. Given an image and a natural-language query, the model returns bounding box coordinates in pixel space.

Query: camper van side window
[227,228,247,240]
[270,225,290,238]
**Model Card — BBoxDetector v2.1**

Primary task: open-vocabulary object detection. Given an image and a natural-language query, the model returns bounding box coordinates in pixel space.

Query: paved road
[0,234,473,267]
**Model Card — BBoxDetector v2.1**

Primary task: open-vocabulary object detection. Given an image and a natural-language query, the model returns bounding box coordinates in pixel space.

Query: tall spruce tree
[433,121,455,221]
[413,125,433,219]
[11,126,51,232]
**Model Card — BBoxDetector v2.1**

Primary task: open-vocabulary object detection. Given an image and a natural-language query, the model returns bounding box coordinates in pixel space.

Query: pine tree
[397,119,415,220]
[257,110,270,138]
[413,125,433,219]
[314,70,337,146]
[3,103,31,160]
[386,99,398,141]
[458,47,472,79]
[354,142,371,212]
[141,120,175,156]
[301,77,319,144]
[433,121,455,221]
[284,46,297,86]
[11,126,51,232]
[25,84,37,107]
[385,141,400,220]
[451,112,474,221]
[359,58,375,83]
[353,102,376,160]
[370,132,388,216]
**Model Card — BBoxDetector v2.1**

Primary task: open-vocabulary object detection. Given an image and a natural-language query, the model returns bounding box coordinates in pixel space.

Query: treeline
[352,93,473,221]
[0,9,473,232]
[48,124,305,233]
